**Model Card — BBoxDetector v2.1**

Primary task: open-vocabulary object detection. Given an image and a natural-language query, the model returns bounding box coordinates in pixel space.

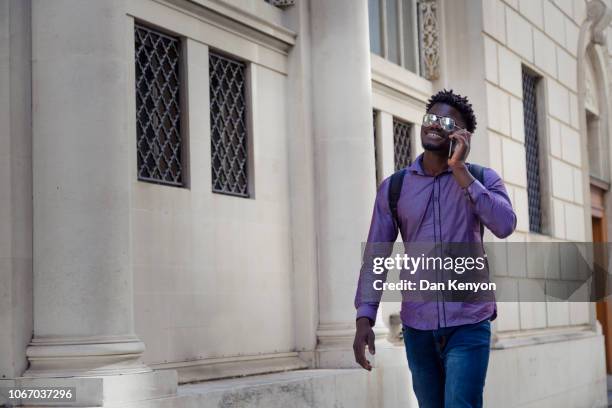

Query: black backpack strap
[467,163,486,241]
[388,168,407,229]
[467,163,485,185]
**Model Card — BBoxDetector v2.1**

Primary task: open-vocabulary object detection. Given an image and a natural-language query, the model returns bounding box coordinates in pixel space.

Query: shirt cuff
[356,304,378,325]
[465,178,486,204]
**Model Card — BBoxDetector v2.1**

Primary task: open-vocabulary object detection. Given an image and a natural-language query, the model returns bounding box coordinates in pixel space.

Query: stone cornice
[156,0,296,53]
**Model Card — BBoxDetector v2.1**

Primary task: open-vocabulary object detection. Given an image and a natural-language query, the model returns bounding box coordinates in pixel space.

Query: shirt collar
[408,153,454,176]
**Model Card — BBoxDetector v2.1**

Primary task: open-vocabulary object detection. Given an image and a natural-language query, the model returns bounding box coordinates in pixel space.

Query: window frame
[134,22,187,188]
[208,49,252,198]
[522,65,551,236]
[586,109,610,183]
[369,0,421,74]
[392,116,413,171]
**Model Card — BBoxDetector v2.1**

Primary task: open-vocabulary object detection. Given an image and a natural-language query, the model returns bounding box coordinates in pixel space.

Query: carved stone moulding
[265,0,296,8]
[418,0,440,81]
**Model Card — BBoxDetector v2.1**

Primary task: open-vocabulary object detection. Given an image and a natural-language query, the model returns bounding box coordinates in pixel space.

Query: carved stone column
[309,0,378,368]
[22,0,177,405]
[27,0,146,378]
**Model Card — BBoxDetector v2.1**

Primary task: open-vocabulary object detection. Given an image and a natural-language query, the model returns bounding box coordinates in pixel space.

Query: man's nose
[428,121,442,130]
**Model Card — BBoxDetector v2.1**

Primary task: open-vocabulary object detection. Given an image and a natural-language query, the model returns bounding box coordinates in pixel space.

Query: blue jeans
[402,319,491,408]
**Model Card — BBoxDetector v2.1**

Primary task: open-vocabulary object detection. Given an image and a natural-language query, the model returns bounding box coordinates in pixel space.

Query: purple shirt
[355,153,517,330]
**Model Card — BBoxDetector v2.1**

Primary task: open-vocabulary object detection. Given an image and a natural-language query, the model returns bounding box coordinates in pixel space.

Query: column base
[1,370,178,407]
[24,335,149,378]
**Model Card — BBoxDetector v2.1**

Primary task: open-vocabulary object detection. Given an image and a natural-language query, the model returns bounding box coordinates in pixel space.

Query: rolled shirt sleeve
[464,167,517,238]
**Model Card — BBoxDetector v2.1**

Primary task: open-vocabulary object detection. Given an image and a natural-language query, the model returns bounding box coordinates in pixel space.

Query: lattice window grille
[522,68,543,233]
[393,118,412,171]
[209,52,249,197]
[135,24,183,186]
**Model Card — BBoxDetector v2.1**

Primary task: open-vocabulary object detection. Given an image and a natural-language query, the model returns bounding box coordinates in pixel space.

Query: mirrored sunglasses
[422,113,462,132]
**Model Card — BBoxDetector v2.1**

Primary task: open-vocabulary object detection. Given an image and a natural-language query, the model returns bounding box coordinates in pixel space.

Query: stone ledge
[492,326,597,349]
[176,369,373,408]
[2,370,177,407]
[154,354,309,384]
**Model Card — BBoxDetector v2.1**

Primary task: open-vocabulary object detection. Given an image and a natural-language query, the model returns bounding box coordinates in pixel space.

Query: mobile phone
[448,139,454,158]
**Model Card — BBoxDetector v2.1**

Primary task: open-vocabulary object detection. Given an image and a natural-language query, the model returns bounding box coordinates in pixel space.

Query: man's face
[420,103,466,152]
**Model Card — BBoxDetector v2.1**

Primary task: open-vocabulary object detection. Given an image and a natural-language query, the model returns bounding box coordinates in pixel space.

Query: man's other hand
[353,317,376,371]
[448,128,472,168]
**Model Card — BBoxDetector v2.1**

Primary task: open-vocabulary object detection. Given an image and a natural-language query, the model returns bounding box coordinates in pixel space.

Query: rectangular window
[402,0,418,72]
[385,0,400,65]
[368,0,419,73]
[209,52,249,197]
[587,111,609,182]
[522,68,543,233]
[369,0,383,55]
[393,117,412,171]
[134,24,183,186]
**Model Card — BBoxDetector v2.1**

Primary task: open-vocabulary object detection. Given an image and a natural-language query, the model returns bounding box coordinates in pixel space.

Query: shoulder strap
[388,168,407,229]
[467,163,485,185]
[467,163,486,241]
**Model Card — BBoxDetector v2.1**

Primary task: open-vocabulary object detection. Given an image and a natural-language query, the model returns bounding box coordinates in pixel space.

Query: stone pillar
[22,1,177,404]
[26,0,145,377]
[0,0,33,382]
[15,0,177,406]
[310,0,380,367]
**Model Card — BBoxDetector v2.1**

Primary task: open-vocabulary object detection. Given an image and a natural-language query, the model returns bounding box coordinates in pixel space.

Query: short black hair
[426,89,477,133]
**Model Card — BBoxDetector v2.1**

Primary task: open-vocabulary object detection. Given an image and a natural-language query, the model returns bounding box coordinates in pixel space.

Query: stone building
[0,0,610,406]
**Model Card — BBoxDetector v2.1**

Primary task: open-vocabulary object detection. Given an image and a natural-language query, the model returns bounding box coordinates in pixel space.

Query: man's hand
[448,128,472,168]
[448,128,476,189]
[353,317,375,371]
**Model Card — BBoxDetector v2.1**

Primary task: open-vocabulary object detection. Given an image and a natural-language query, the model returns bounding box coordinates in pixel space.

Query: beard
[421,140,448,152]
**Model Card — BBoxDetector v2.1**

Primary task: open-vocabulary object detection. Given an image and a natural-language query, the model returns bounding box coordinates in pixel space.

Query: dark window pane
[209,52,249,197]
[587,112,606,180]
[402,0,417,72]
[134,24,183,186]
[522,68,542,233]
[369,0,382,55]
[385,0,400,64]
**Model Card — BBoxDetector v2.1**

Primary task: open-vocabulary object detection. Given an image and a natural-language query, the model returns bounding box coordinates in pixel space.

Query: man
[353,89,517,408]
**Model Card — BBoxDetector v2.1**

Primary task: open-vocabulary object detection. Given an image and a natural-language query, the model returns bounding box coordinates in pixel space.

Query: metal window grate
[522,68,542,233]
[209,52,249,197]
[393,117,412,171]
[134,24,183,186]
